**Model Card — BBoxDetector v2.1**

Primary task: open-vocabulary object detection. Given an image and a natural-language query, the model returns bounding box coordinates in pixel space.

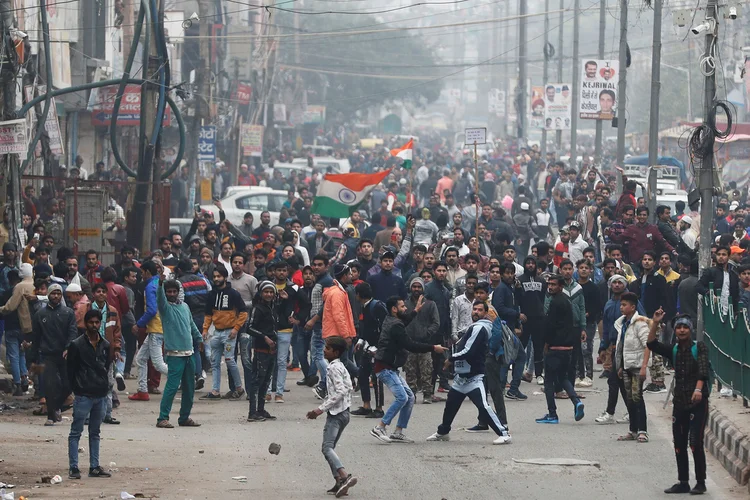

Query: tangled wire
[686,100,734,160]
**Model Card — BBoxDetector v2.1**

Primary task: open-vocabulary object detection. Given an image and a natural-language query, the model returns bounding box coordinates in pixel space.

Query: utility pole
[502,0,509,138]
[697,0,718,341]
[556,0,564,150]
[616,0,628,167]
[517,0,527,143]
[594,0,606,162]
[646,0,662,222]
[541,0,549,157]
[569,0,580,170]
[687,39,694,122]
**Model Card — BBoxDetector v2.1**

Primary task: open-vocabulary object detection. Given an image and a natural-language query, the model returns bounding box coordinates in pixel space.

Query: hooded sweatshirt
[518,257,545,318]
[202,282,248,333]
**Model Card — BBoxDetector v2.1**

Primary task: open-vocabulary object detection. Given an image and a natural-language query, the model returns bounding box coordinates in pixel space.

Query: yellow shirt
[657,268,681,284]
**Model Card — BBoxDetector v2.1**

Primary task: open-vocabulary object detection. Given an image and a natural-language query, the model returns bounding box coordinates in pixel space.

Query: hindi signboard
[543,83,572,130]
[464,127,487,145]
[579,59,618,120]
[241,124,263,157]
[198,125,217,162]
[38,86,64,156]
[0,119,29,154]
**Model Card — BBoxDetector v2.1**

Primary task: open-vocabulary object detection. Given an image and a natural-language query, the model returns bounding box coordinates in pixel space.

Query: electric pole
[594,0,606,162]
[646,0,662,222]
[556,0,564,150]
[616,0,628,167]
[517,0,527,143]
[569,0,580,170]
[541,0,549,157]
[697,0,719,340]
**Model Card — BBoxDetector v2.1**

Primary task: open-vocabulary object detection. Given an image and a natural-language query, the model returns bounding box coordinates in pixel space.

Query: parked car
[169,218,195,238]
[292,156,350,173]
[272,162,314,180]
[200,187,291,227]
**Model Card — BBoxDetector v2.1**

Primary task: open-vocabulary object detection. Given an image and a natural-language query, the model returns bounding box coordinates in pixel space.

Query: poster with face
[543,83,572,130]
[530,86,546,129]
[579,59,619,120]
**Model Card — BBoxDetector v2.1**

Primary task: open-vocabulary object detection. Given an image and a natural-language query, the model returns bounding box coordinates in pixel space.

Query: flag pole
[474,140,479,238]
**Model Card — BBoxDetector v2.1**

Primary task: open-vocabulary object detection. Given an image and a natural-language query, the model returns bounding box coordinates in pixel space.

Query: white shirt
[318,358,352,415]
[720,270,730,314]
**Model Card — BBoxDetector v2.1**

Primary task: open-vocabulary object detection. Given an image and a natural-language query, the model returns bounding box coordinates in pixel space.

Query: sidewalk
[705,393,750,493]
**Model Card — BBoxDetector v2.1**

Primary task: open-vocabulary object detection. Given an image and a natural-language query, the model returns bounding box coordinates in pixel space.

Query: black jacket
[696,265,741,310]
[628,271,668,317]
[31,302,78,357]
[66,334,112,398]
[247,301,278,349]
[545,293,578,348]
[423,279,452,339]
[359,299,388,345]
[274,281,300,331]
[374,315,433,369]
[518,272,546,318]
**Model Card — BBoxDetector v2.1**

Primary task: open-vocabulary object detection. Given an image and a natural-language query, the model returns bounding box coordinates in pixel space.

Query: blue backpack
[672,342,713,395]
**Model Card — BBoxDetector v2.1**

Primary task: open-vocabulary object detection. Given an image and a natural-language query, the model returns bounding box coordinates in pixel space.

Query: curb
[705,406,750,493]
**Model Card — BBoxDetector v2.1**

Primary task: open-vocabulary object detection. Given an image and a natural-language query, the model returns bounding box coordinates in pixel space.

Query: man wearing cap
[31,283,78,425]
[403,278,441,404]
[678,216,697,254]
[366,249,407,302]
[567,222,588,264]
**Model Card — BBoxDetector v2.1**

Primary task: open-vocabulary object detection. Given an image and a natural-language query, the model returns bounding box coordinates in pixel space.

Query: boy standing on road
[307,336,358,498]
[66,309,112,480]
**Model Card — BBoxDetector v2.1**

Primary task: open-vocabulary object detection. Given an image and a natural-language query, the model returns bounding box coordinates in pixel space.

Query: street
[0,371,746,500]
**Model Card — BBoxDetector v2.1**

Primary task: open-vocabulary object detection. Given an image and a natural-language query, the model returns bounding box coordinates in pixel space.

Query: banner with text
[543,83,572,130]
[241,124,263,157]
[579,59,618,120]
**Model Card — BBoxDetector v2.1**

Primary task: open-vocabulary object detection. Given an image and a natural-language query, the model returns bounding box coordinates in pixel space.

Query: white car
[292,156,350,173]
[200,187,292,227]
[271,162,314,179]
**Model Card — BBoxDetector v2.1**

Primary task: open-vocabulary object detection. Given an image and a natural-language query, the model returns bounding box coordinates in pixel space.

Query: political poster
[543,83,572,130]
[530,86,545,129]
[579,59,618,120]
[241,124,263,157]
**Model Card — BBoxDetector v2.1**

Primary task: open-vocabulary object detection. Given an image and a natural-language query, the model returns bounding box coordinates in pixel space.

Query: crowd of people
[4,142,749,496]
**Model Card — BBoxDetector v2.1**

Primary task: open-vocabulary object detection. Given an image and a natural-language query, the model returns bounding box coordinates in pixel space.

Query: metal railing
[701,285,750,403]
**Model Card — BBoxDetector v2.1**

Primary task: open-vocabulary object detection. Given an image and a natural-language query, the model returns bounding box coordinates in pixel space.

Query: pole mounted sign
[198,125,217,162]
[464,127,487,145]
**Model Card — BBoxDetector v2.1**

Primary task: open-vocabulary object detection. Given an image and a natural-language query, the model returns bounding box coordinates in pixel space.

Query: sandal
[637,432,649,443]
[178,418,201,427]
[156,419,174,428]
[617,432,636,441]
[200,392,222,400]
[33,405,47,416]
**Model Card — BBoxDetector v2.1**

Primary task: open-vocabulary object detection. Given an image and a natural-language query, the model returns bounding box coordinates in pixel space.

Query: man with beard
[64,256,92,298]
[611,206,676,266]
[518,256,547,385]
[170,231,184,260]
[427,301,512,445]
[369,296,447,443]
[451,274,478,343]
[443,248,466,288]
[553,227,571,269]
[454,255,484,296]
[252,211,273,243]
[403,278,441,404]
[366,250,407,302]
[502,246,524,277]
[492,263,527,400]
[424,261,453,394]
[201,266,248,400]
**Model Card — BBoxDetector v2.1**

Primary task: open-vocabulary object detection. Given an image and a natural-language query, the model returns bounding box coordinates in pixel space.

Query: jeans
[294,326,311,376]
[605,366,627,415]
[239,333,254,391]
[273,331,293,396]
[191,314,204,377]
[159,355,195,423]
[322,410,350,478]
[310,328,328,390]
[68,395,106,469]
[136,333,167,393]
[544,350,580,416]
[209,328,242,393]
[673,398,709,482]
[249,350,275,414]
[501,345,526,392]
[5,329,27,383]
[377,369,414,429]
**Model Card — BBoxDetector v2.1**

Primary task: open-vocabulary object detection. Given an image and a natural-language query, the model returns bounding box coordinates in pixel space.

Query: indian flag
[390,139,413,169]
[312,169,392,218]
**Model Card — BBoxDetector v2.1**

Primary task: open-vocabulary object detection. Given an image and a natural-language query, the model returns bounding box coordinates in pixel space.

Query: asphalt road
[0,370,747,500]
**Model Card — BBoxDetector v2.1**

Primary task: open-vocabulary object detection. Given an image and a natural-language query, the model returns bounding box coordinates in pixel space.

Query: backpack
[491,317,520,366]
[672,342,714,395]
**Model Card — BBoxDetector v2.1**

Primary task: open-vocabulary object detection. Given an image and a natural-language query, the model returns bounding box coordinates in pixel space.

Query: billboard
[91,85,172,127]
[530,85,545,129]
[579,59,618,120]
[543,83,572,130]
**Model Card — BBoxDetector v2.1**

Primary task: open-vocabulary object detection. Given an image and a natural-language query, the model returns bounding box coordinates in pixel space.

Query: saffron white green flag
[390,139,413,169]
[312,169,392,218]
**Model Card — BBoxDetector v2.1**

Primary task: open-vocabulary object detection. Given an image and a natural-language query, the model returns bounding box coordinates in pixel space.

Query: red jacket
[611,222,675,264]
[105,281,130,318]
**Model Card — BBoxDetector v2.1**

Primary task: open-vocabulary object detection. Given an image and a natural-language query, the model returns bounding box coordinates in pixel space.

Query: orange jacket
[322,280,356,340]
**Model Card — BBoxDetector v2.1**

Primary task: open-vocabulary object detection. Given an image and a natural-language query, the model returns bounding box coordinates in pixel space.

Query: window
[269,194,287,211]
[236,194,268,211]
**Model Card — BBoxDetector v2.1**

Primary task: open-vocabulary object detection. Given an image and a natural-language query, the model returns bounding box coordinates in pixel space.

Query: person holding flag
[312,170,393,219]
[390,139,413,170]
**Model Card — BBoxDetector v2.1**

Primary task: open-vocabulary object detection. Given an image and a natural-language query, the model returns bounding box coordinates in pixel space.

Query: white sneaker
[426,432,450,442]
[594,412,615,424]
[579,377,593,388]
[574,378,585,387]
[493,434,512,445]
[370,426,392,443]
[616,413,630,424]
[389,432,415,443]
[536,376,545,385]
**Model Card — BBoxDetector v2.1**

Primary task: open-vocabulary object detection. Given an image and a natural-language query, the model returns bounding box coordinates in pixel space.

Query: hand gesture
[415,295,424,312]
[433,344,446,354]
[691,388,703,404]
[581,330,587,342]
[214,199,223,210]
[519,313,527,323]
[306,409,322,419]
[279,289,288,300]
[304,319,315,331]
[265,336,276,349]
[652,307,665,324]
[407,217,416,231]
